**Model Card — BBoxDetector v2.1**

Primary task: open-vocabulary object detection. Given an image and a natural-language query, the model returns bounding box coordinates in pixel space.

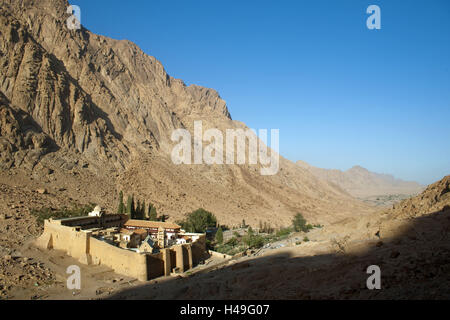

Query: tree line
[116,191,166,221]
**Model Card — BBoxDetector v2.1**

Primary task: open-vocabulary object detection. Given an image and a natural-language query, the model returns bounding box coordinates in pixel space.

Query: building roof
[142,235,155,246]
[139,235,156,252]
[120,228,137,236]
[124,219,181,230]
[133,228,148,235]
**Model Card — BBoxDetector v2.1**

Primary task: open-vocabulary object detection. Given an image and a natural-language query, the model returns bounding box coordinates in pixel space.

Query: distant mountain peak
[297,160,424,198]
[348,165,369,172]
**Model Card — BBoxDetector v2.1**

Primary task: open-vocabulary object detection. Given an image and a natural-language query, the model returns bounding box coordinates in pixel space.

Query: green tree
[130,195,136,219]
[149,203,152,221]
[136,199,141,219]
[216,226,224,244]
[117,191,125,214]
[149,205,157,221]
[292,213,312,232]
[243,233,264,249]
[178,208,217,233]
[140,201,146,220]
[276,227,292,237]
[226,237,238,247]
[126,195,133,217]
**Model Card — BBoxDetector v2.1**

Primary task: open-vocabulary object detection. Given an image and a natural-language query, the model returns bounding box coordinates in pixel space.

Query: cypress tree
[141,201,146,220]
[126,195,132,217]
[131,195,136,219]
[136,199,141,219]
[147,203,152,220]
[117,191,124,214]
[149,205,157,221]
[216,226,223,244]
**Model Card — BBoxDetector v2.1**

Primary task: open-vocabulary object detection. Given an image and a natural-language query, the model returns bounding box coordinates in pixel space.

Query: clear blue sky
[73,0,450,185]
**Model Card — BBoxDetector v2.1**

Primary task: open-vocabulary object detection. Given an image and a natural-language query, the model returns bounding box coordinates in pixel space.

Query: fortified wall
[35,215,207,281]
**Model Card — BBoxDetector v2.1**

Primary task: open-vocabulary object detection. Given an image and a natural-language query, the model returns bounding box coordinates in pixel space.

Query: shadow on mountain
[107,208,450,300]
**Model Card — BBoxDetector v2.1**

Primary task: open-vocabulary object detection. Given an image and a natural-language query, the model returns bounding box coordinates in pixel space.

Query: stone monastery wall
[35,217,206,281]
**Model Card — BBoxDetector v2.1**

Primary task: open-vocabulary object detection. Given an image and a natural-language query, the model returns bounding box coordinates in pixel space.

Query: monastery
[35,206,207,281]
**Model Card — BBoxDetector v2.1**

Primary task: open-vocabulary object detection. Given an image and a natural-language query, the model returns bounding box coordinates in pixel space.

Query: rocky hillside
[297,160,424,199]
[0,0,374,227]
[387,175,450,219]
[0,0,229,170]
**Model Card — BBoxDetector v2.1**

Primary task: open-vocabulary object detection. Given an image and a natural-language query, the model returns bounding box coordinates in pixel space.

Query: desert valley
[0,0,449,301]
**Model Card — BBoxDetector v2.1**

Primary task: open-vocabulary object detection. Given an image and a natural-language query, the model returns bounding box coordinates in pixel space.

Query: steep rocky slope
[387,175,450,219]
[297,160,424,199]
[0,0,373,228]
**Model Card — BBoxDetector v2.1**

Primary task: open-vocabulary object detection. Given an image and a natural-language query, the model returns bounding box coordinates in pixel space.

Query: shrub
[293,213,313,232]
[157,214,169,222]
[330,236,350,254]
[293,213,306,232]
[243,234,265,249]
[216,226,224,244]
[31,204,95,225]
[216,243,246,256]
[276,227,292,238]
[177,208,217,233]
[205,239,214,251]
[226,237,238,246]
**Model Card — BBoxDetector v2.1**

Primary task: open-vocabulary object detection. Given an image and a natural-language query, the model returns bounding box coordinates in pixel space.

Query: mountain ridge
[296,160,424,198]
[0,0,373,227]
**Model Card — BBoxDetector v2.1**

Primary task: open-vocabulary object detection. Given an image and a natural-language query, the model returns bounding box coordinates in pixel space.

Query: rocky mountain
[0,0,373,228]
[0,0,448,301]
[297,160,424,199]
